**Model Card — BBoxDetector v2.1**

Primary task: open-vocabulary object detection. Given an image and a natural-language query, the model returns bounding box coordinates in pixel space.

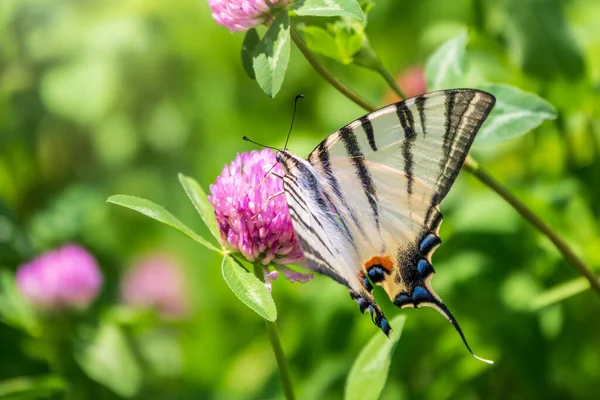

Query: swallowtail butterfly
[276,89,495,363]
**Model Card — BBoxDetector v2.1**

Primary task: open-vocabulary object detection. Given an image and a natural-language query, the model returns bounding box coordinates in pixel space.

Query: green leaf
[107,195,221,253]
[345,315,406,400]
[0,270,38,336]
[293,0,364,20]
[475,84,556,145]
[241,28,259,80]
[504,0,584,80]
[221,255,277,321]
[75,323,142,398]
[302,21,365,65]
[178,173,221,244]
[0,375,66,399]
[252,12,291,98]
[303,26,347,63]
[530,277,589,310]
[425,30,468,91]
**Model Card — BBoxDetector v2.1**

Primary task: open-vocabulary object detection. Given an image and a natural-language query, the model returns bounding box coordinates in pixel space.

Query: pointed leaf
[107,195,221,253]
[221,255,277,321]
[252,12,290,98]
[425,30,468,91]
[0,270,39,335]
[345,315,406,400]
[530,277,589,310]
[178,173,221,244]
[75,323,142,398]
[241,28,259,80]
[292,0,364,20]
[475,84,556,145]
[0,375,67,399]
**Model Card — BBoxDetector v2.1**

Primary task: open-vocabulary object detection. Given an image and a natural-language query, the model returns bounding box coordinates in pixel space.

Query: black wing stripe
[339,126,379,227]
[415,95,427,137]
[315,143,366,239]
[360,116,377,151]
[297,236,349,286]
[288,206,338,260]
[396,102,417,196]
[284,183,310,213]
[437,90,477,198]
[395,102,416,138]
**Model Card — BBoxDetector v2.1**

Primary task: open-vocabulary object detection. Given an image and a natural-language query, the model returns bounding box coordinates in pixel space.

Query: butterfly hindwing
[279,152,391,334]
[278,89,495,361]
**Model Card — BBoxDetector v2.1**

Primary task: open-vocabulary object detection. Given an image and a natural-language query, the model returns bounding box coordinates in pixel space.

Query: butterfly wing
[278,151,392,334]
[279,89,495,362]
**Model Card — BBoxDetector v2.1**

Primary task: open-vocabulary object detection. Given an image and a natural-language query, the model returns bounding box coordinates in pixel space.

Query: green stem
[463,157,600,297]
[291,29,600,299]
[291,29,376,112]
[376,64,406,100]
[253,266,296,400]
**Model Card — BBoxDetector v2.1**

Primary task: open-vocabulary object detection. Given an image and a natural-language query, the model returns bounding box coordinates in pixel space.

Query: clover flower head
[208,149,305,267]
[207,0,289,32]
[120,253,189,320]
[16,244,103,312]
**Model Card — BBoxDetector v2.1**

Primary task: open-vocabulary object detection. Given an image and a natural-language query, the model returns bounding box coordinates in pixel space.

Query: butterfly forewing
[278,89,495,359]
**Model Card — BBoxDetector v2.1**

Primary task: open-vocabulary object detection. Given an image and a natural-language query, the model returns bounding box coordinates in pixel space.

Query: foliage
[1,0,600,399]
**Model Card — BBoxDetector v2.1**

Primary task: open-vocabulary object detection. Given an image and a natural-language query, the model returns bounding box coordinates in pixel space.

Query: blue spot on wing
[394,293,411,306]
[367,266,385,282]
[417,259,433,277]
[412,287,431,302]
[419,234,441,254]
[380,318,391,336]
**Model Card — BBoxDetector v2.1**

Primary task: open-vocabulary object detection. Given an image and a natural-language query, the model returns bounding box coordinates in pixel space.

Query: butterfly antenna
[431,300,494,364]
[283,94,304,151]
[242,136,279,151]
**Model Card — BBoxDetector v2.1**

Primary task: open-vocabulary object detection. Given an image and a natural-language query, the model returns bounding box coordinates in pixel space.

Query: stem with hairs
[290,28,600,298]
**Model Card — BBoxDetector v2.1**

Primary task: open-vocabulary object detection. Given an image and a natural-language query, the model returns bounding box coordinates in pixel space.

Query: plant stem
[253,266,296,400]
[464,157,600,296]
[291,29,600,299]
[376,64,406,100]
[291,29,376,112]
[265,318,296,400]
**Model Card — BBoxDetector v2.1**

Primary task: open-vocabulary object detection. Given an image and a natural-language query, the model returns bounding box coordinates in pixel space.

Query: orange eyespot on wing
[364,255,394,273]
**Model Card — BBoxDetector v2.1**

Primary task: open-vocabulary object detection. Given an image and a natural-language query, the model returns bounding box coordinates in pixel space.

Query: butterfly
[276,89,496,363]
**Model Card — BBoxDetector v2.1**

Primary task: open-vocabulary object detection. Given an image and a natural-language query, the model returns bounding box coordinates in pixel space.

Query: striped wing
[278,89,495,362]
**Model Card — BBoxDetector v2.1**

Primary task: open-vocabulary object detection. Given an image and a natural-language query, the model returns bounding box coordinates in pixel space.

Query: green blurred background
[1,0,600,398]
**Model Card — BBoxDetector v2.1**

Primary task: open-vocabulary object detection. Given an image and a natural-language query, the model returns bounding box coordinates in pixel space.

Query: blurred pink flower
[208,149,305,267]
[16,244,102,312]
[120,253,189,320]
[398,66,427,98]
[385,66,428,104]
[207,0,289,32]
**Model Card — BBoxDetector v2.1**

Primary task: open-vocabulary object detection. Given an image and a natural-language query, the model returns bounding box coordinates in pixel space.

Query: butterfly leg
[251,191,285,219]
[249,166,281,189]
